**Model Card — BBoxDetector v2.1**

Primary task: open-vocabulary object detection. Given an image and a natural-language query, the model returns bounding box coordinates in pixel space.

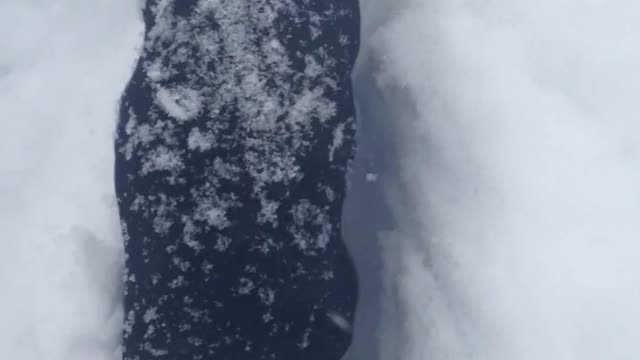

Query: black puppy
[115,1,360,359]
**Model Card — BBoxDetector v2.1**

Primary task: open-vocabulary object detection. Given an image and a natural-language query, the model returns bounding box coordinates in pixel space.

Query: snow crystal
[237,277,256,295]
[326,311,352,332]
[258,287,276,306]
[140,145,184,175]
[155,86,203,121]
[257,197,280,226]
[329,122,346,162]
[143,307,159,323]
[187,128,215,151]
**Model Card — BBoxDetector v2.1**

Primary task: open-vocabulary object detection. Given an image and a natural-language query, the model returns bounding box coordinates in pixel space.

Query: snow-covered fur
[115,0,360,359]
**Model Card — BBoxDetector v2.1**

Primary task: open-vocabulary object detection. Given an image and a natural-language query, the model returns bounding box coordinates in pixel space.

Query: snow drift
[360,0,640,359]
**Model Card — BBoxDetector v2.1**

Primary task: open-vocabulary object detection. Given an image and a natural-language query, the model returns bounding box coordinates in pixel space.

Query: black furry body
[115,1,360,359]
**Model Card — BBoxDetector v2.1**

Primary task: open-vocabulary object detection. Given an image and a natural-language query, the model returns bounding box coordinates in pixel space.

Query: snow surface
[0,1,142,359]
[5,0,640,359]
[360,0,640,359]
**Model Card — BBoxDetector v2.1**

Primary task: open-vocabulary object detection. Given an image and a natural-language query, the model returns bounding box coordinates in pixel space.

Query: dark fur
[115,1,360,359]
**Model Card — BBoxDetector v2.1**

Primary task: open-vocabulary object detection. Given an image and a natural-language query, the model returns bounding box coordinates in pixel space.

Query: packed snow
[0,1,142,359]
[360,0,640,359]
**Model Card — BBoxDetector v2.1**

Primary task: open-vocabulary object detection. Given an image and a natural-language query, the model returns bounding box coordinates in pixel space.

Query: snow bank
[0,1,142,359]
[362,0,640,359]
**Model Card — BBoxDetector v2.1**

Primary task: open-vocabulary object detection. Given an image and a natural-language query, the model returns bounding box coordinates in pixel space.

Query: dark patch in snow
[115,0,360,359]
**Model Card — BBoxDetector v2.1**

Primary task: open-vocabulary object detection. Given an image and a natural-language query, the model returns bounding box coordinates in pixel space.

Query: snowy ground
[3,0,640,359]
[360,0,640,359]
[0,1,141,359]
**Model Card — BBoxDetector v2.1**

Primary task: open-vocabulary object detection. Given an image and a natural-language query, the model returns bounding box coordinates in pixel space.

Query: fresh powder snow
[0,1,142,359]
[359,0,640,359]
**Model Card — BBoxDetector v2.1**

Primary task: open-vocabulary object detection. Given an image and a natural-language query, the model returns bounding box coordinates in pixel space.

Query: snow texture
[359,0,640,359]
[0,1,142,359]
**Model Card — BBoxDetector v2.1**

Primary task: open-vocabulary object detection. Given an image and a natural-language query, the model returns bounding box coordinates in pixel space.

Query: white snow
[155,86,203,121]
[361,0,640,359]
[6,0,640,359]
[0,1,142,359]
[326,311,353,332]
[187,128,215,151]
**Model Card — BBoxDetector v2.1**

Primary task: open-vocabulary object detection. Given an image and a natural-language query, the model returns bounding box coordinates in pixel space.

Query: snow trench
[3,0,640,359]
